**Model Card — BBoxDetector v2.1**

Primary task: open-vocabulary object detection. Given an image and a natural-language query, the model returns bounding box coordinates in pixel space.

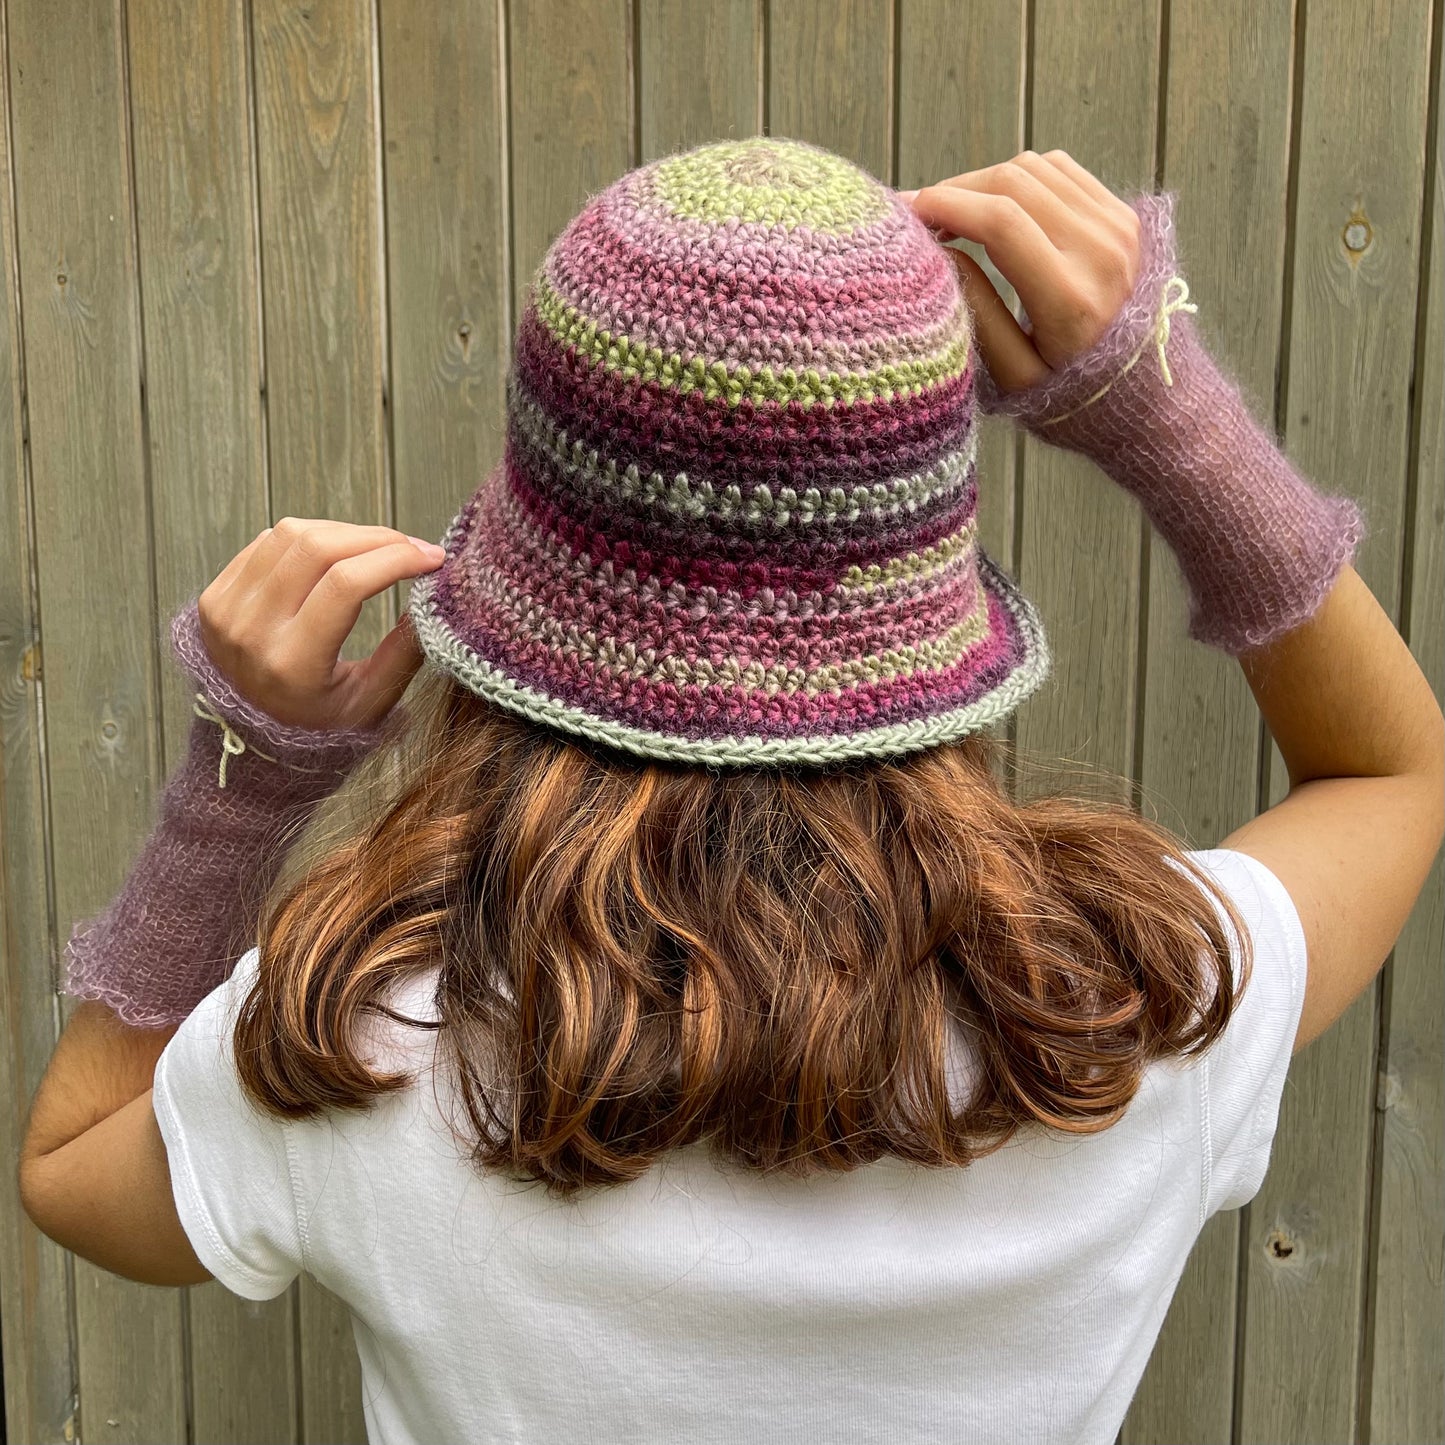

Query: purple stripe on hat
[501,441,979,576]
[499,456,977,596]
[449,576,1025,744]
[438,472,989,672]
[504,397,978,550]
[511,307,978,492]
[545,191,961,363]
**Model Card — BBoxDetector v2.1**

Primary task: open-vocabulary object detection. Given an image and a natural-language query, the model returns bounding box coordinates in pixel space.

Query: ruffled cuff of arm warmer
[973,190,1366,654]
[61,596,396,1028]
[973,191,1199,427]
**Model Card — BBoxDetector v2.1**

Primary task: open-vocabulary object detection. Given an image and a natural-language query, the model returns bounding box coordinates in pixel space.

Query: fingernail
[898,189,919,202]
[407,534,444,556]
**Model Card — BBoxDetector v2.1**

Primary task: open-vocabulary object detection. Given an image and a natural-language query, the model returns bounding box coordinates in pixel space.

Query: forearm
[1238,565,1445,787]
[979,190,1365,657]
[62,706,361,1025]
[20,1003,174,1164]
[24,594,391,1231]
[18,1004,207,1289]
[61,596,392,1028]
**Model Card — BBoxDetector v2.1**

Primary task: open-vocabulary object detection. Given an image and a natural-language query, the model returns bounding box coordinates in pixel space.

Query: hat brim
[407,514,1050,770]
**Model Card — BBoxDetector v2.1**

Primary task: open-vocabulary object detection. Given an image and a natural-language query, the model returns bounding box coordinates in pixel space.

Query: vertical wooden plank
[126,0,268,737]
[293,1278,361,1445]
[639,0,760,158]
[1014,0,1158,805]
[767,0,892,181]
[380,0,509,549]
[124,1,300,1441]
[0,1,77,1438]
[1122,4,1295,1441]
[252,0,389,659]
[5,0,187,1439]
[251,2,386,1441]
[1241,0,1434,1438]
[507,0,633,310]
[1369,12,1443,1438]
[896,0,1024,618]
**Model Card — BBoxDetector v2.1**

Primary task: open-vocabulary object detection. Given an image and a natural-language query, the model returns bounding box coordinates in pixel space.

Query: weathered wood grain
[896,0,1024,615]
[1368,18,1443,1438]
[0,3,77,1438]
[251,2,388,1439]
[1123,4,1295,1440]
[896,0,1024,780]
[5,0,187,1437]
[1,4,1440,1439]
[1011,0,1158,808]
[380,0,509,550]
[252,0,390,660]
[124,1,299,1439]
[1243,0,1435,1438]
[639,0,760,157]
[767,0,892,181]
[506,0,633,321]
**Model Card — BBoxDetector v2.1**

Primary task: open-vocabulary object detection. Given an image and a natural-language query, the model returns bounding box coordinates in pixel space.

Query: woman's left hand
[196,517,447,731]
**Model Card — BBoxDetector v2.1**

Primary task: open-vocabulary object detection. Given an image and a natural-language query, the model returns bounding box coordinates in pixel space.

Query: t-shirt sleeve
[152,945,303,1300]
[1179,848,1309,1218]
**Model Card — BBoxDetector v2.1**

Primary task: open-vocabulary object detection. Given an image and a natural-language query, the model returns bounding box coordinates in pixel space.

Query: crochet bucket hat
[408,136,1051,767]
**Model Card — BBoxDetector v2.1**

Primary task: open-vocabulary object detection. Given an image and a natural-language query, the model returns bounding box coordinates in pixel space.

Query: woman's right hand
[197,518,445,732]
[902,150,1142,395]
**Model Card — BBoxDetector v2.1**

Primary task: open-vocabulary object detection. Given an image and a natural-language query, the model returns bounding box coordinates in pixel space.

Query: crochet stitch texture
[408,136,1051,767]
[60,598,391,1027]
[977,190,1366,654]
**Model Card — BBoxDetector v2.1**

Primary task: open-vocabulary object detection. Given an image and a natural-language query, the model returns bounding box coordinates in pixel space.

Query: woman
[19,138,1443,1444]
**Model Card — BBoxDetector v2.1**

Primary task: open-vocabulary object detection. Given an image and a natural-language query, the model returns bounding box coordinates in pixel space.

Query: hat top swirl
[649,136,892,231]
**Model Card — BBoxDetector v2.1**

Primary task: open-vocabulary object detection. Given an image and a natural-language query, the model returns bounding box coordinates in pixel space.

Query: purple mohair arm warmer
[974,189,1366,654]
[61,597,393,1028]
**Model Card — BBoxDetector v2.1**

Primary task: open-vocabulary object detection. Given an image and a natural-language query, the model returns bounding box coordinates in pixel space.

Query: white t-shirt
[153,847,1306,1445]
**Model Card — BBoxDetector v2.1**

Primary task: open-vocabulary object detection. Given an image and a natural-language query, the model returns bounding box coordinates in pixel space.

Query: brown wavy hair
[234,665,1251,1195]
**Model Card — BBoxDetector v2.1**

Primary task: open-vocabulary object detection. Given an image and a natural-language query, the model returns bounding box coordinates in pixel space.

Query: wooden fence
[0,1,1440,1441]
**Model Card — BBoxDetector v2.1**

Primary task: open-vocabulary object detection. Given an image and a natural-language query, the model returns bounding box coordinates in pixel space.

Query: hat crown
[525,137,973,474]
[409,136,1050,767]
[648,133,893,228]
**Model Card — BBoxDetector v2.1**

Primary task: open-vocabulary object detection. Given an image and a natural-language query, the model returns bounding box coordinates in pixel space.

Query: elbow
[1420,710,1445,853]
[17,1150,59,1243]
[18,1149,99,1269]
[18,1112,71,1248]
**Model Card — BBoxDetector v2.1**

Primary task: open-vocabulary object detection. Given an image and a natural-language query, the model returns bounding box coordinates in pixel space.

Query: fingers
[266,521,441,618]
[1009,151,1103,217]
[289,539,444,664]
[924,158,1102,254]
[945,247,1050,394]
[204,529,269,601]
[1023,151,1142,255]
[908,185,1062,335]
[344,613,426,727]
[1035,149,1135,223]
[194,518,444,731]
[227,518,316,602]
[233,518,437,618]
